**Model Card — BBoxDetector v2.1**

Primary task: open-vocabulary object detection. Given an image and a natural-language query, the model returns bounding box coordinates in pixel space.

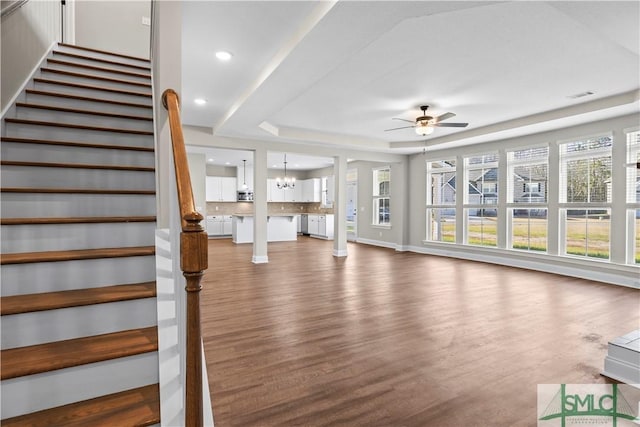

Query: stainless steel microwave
[237,191,253,201]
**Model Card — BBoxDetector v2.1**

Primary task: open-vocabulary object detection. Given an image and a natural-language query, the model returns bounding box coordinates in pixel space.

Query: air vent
[567,91,594,99]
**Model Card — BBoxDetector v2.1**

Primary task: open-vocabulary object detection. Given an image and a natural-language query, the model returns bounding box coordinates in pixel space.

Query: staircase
[1,43,160,426]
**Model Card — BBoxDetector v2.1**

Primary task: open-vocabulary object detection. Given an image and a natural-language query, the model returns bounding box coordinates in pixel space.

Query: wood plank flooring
[201,237,639,427]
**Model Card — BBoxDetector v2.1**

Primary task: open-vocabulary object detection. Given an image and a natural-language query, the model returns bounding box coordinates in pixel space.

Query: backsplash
[206,202,334,216]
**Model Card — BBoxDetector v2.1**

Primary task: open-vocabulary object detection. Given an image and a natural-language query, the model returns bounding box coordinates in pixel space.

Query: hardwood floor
[201,237,639,426]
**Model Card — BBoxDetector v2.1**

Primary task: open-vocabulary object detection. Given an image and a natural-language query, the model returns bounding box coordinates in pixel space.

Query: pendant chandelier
[276,154,295,189]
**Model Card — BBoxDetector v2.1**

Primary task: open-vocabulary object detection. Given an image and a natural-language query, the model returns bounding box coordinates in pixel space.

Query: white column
[333,155,348,257]
[253,147,268,263]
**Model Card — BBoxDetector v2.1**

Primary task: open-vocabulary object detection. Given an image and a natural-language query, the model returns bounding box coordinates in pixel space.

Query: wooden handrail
[162,89,207,427]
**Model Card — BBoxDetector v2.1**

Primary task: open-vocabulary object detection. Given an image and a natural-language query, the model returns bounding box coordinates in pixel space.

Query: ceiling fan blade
[434,112,456,122]
[391,118,416,124]
[433,122,468,128]
[384,125,416,132]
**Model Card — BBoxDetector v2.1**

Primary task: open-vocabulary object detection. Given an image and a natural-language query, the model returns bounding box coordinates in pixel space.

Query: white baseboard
[356,238,397,250]
[333,249,348,257]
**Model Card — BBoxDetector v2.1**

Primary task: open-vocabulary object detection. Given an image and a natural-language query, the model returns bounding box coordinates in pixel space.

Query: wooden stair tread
[1,160,155,172]
[1,384,160,427]
[1,136,154,152]
[0,246,156,265]
[58,42,151,63]
[25,89,152,109]
[15,102,153,121]
[47,58,152,79]
[1,216,156,225]
[52,50,151,72]
[33,78,152,97]
[1,188,155,195]
[41,67,152,88]
[0,327,158,379]
[4,118,154,135]
[1,282,156,315]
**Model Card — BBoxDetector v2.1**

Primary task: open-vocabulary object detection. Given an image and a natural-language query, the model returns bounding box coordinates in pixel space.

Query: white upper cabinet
[301,178,320,202]
[206,176,237,201]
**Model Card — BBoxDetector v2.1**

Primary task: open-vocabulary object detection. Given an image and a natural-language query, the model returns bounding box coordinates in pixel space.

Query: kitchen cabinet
[308,214,319,235]
[206,176,237,202]
[306,214,334,239]
[267,179,285,202]
[301,178,321,202]
[207,215,232,236]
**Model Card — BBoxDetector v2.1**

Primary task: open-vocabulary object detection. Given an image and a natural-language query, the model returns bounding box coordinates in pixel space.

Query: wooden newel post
[182,213,207,427]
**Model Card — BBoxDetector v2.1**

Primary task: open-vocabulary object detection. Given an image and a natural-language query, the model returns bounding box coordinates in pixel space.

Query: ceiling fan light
[415,124,434,136]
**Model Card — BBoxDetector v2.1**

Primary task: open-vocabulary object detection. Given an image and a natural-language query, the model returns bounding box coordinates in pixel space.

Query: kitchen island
[232,214,298,244]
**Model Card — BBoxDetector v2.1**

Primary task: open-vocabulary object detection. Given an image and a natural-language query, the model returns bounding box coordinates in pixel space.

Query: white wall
[74,0,151,59]
[1,0,61,111]
[187,153,206,217]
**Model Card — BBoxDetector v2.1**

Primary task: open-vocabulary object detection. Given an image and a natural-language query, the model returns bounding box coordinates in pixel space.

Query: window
[626,130,640,264]
[464,153,499,246]
[373,167,390,226]
[426,159,456,243]
[508,146,548,252]
[560,135,612,259]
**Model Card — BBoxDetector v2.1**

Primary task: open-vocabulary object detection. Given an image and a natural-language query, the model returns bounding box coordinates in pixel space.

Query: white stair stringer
[1,41,161,423]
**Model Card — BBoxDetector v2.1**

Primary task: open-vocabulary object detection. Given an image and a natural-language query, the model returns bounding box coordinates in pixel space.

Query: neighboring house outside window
[507,146,549,252]
[465,153,499,246]
[373,167,390,226]
[426,159,456,243]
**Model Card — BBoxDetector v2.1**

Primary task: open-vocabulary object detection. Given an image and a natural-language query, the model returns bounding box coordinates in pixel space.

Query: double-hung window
[464,153,499,246]
[373,167,390,226]
[426,159,456,243]
[507,146,549,252]
[559,135,612,259]
[626,130,640,264]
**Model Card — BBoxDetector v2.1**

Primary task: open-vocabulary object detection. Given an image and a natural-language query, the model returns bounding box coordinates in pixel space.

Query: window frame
[372,166,391,227]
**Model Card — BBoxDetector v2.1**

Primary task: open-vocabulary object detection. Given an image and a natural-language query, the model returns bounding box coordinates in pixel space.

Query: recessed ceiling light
[194,98,207,105]
[207,158,214,162]
[215,51,233,61]
[225,162,231,165]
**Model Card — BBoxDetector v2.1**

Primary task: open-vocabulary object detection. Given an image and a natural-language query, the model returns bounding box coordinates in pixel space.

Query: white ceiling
[181,1,639,165]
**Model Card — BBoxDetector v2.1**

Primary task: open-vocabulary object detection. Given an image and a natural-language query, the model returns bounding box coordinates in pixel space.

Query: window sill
[371,224,391,229]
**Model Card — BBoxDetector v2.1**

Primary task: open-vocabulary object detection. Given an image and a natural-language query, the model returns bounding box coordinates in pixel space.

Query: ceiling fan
[385,105,468,136]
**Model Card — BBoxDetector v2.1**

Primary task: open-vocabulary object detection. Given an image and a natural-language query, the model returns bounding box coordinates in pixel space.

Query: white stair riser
[4,122,153,146]
[2,142,155,167]
[54,46,151,69]
[33,80,152,105]
[1,222,156,253]
[16,107,154,132]
[0,352,159,419]
[1,165,155,190]
[45,60,152,84]
[50,51,151,75]
[1,256,156,296]
[1,193,156,217]
[39,70,152,95]
[25,92,153,117]
[2,298,158,348]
